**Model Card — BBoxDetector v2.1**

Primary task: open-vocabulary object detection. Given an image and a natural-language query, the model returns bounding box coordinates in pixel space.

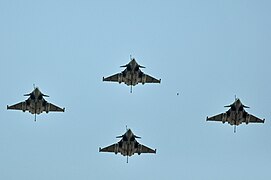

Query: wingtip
[159,79,161,83]
[7,105,9,110]
[63,108,65,112]
[206,116,209,121]
[99,147,101,152]
[102,77,105,81]
[154,149,157,154]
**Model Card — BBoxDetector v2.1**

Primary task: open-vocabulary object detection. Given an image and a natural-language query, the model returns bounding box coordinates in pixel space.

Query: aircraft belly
[123,72,138,86]
[120,151,126,156]
[28,101,44,114]
[120,143,127,156]
[119,142,134,156]
[36,108,43,114]
[29,109,35,114]
[228,112,244,125]
[28,108,42,114]
[123,78,130,86]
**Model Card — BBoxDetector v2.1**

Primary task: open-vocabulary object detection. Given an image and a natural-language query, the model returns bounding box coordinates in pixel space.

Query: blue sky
[1,0,271,179]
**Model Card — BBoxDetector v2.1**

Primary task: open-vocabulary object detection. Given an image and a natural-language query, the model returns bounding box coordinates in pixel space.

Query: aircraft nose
[127,129,132,135]
[34,88,40,94]
[236,99,242,105]
[131,59,136,64]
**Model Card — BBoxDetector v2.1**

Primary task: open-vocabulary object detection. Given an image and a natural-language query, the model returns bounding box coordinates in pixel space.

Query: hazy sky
[1,0,271,179]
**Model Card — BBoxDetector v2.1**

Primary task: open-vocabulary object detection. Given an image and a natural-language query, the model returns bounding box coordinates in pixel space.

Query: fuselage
[118,129,140,156]
[224,99,249,125]
[121,59,144,86]
[25,88,47,114]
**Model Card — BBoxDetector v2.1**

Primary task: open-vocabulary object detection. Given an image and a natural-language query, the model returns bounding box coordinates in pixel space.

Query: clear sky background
[0,0,271,179]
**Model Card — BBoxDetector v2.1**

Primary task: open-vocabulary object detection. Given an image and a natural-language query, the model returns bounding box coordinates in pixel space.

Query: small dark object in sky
[177,92,179,96]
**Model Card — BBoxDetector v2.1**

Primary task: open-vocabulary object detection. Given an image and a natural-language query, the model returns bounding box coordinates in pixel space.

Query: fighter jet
[7,86,65,121]
[206,98,265,133]
[99,128,156,163]
[103,56,161,93]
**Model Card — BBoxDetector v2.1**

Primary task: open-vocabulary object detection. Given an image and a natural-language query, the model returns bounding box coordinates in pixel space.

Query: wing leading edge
[99,143,156,154]
[139,74,161,84]
[206,113,225,122]
[247,114,265,123]
[99,144,117,153]
[103,73,119,82]
[207,113,265,124]
[7,102,27,111]
[46,103,65,112]
[137,144,156,154]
